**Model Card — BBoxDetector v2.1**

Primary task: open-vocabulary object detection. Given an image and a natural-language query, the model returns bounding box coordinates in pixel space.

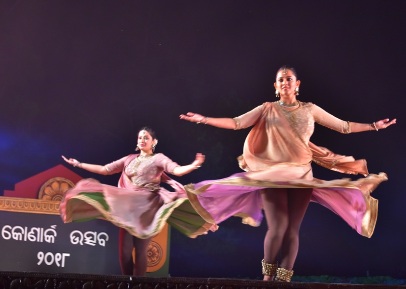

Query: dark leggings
[261,188,312,270]
[118,228,151,276]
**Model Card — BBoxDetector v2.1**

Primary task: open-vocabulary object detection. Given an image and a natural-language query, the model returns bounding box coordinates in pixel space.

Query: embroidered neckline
[278,100,299,107]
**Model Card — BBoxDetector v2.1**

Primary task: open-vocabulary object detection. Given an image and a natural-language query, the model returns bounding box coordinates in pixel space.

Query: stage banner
[0,207,121,274]
[1,166,170,277]
[0,197,170,276]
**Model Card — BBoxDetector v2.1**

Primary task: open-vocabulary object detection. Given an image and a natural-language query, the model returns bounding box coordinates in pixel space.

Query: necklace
[278,100,299,107]
[138,154,153,160]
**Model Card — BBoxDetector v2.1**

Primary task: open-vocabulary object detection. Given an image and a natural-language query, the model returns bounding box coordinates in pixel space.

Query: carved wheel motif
[38,177,75,201]
[147,241,163,267]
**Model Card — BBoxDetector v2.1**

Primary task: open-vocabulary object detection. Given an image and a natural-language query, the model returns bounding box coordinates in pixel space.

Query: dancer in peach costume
[180,66,396,282]
[60,126,216,276]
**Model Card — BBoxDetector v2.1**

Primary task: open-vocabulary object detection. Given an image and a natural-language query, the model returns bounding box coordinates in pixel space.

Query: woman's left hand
[193,153,205,167]
[374,118,397,130]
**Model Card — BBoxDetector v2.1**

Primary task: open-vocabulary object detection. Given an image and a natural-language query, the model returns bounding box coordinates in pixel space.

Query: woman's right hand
[62,155,80,167]
[179,112,206,124]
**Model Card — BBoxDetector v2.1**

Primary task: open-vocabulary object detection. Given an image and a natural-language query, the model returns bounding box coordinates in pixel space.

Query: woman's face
[137,130,156,152]
[274,69,300,97]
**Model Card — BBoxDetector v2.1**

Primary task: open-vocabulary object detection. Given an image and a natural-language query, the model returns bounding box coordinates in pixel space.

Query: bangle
[73,161,81,167]
[196,116,207,124]
[371,122,378,131]
[193,165,201,169]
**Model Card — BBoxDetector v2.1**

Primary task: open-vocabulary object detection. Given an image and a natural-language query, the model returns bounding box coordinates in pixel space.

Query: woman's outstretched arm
[61,155,110,175]
[350,118,397,133]
[172,153,205,177]
[179,112,236,129]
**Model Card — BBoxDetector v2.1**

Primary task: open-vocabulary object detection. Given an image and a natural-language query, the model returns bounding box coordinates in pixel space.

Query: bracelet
[196,116,208,124]
[193,165,201,170]
[371,122,378,131]
[73,161,81,167]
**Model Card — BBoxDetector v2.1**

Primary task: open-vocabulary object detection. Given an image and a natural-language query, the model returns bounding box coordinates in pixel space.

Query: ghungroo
[275,267,294,282]
[261,259,277,277]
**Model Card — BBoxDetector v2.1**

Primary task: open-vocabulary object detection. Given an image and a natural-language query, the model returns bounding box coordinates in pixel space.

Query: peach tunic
[60,153,216,239]
[186,101,387,238]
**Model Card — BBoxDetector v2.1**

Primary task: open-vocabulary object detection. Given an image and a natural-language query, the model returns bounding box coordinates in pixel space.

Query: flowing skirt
[60,179,217,239]
[185,166,387,238]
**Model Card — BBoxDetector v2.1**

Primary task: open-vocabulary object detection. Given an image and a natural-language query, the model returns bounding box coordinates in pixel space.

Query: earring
[275,90,280,98]
[295,87,299,96]
[135,146,140,151]
[152,144,156,152]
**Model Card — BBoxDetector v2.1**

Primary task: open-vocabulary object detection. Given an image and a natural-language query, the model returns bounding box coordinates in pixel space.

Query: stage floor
[0,271,405,289]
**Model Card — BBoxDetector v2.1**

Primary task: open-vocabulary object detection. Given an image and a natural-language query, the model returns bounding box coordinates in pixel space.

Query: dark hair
[276,65,298,79]
[138,126,157,139]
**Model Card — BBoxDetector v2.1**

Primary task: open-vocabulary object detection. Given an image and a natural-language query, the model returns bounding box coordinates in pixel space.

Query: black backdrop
[0,0,405,280]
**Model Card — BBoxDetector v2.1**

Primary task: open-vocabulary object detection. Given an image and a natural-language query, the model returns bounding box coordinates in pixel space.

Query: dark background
[0,0,404,280]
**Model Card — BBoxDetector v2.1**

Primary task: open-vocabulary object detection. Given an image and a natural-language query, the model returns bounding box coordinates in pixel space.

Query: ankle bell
[261,259,278,277]
[275,267,294,282]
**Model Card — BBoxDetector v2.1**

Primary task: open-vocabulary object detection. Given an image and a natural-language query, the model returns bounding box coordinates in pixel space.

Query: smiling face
[274,68,300,99]
[137,129,157,154]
